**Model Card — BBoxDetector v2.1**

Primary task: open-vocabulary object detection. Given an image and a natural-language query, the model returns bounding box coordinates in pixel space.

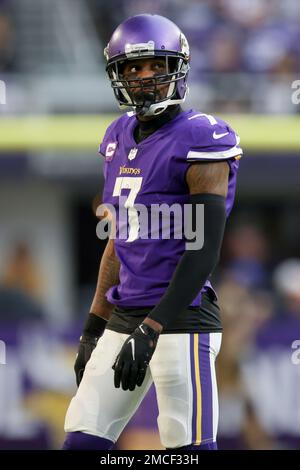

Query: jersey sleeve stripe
[187,145,243,161]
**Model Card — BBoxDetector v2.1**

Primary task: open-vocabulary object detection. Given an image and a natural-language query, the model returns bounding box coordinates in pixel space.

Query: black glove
[74,313,107,387]
[112,322,159,391]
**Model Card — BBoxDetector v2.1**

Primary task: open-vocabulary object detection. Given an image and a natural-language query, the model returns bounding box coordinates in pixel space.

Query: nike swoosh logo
[128,338,135,360]
[139,325,146,335]
[213,131,229,139]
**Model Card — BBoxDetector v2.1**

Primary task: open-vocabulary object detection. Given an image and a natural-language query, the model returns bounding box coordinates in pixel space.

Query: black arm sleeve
[147,193,226,329]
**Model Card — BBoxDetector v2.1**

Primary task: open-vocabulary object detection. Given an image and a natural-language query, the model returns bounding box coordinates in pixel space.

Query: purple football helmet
[104,14,190,116]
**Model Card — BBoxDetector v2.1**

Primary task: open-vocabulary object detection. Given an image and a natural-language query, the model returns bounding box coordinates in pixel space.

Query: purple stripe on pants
[189,333,213,445]
[199,333,213,442]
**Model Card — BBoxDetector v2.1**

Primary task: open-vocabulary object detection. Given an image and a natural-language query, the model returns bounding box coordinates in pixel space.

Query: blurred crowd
[216,223,300,449]
[0,0,15,72]
[1,0,300,113]
[0,241,75,449]
[90,0,300,75]
[89,0,300,113]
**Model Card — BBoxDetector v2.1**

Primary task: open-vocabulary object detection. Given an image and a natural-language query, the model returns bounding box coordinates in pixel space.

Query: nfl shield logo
[128,148,138,161]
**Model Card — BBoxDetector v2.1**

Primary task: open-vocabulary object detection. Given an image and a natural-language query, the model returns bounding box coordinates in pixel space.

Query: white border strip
[187,145,243,161]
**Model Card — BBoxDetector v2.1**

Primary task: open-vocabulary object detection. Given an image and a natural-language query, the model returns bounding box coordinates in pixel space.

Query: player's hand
[112,323,159,391]
[74,313,107,387]
[74,334,99,387]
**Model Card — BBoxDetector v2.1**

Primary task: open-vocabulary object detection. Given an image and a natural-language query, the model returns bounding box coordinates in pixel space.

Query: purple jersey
[99,109,243,308]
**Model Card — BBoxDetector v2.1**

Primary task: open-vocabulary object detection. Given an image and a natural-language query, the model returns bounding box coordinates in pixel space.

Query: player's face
[120,58,169,102]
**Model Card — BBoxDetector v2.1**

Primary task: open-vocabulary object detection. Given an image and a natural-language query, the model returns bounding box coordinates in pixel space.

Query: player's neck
[134,105,182,144]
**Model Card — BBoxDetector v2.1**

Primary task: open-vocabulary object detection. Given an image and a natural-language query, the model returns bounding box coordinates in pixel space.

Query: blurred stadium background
[1,0,300,450]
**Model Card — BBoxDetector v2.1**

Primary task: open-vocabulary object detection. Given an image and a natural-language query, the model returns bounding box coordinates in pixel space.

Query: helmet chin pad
[135,91,156,116]
[136,100,169,117]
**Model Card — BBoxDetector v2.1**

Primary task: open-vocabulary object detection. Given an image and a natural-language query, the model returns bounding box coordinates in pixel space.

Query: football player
[63,14,243,450]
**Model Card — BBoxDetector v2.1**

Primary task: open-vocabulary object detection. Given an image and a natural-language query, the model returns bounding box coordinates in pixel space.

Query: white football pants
[64,329,222,448]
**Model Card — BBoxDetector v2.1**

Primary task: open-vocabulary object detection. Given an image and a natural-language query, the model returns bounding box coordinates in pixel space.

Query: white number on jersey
[113,176,143,242]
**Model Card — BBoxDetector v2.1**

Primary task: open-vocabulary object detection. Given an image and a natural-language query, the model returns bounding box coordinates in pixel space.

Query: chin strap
[136,100,170,117]
[135,92,160,117]
[136,98,155,117]
[134,95,187,117]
